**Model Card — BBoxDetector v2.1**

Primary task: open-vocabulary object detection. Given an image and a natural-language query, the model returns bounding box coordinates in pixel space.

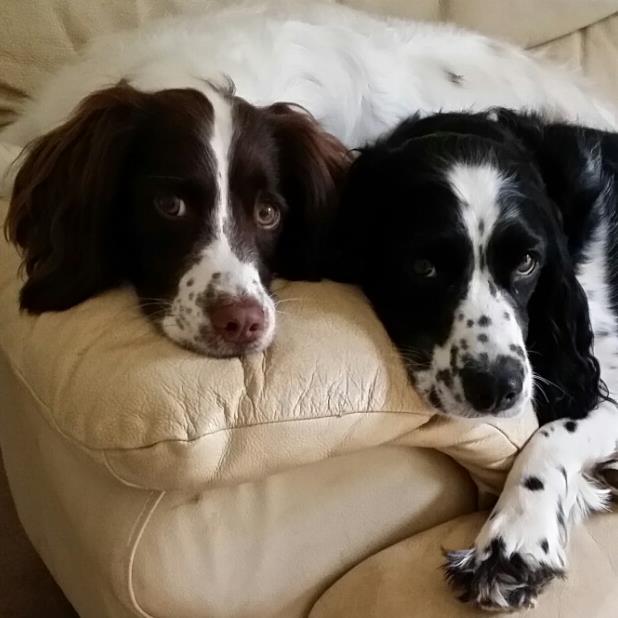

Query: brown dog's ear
[264,103,351,280]
[4,84,145,313]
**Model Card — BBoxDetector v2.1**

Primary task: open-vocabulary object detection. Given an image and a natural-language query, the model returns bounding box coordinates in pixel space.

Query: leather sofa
[0,2,617,617]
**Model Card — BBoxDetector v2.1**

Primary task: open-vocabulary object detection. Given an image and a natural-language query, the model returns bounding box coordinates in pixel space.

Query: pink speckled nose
[209,299,265,344]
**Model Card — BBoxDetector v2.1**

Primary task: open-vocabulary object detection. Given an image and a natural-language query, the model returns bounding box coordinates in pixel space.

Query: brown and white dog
[4,83,347,357]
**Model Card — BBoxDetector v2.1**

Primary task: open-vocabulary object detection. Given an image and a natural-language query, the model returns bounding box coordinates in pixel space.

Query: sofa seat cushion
[0,199,537,491]
[310,510,618,618]
[1,370,481,618]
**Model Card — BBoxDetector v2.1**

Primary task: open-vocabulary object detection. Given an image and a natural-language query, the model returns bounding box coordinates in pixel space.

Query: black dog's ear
[5,84,145,313]
[325,120,442,284]
[496,109,612,421]
[526,221,603,423]
[263,103,351,281]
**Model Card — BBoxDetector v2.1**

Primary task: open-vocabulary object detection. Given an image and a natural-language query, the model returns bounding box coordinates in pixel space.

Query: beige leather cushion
[0,199,536,492]
[534,12,618,102]
[0,0,617,126]
[1,363,479,618]
[310,510,618,618]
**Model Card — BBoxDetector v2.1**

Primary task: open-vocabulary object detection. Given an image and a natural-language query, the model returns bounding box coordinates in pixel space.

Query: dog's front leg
[444,403,618,611]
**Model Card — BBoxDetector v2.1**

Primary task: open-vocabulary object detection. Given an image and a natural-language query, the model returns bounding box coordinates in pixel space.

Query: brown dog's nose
[209,299,265,344]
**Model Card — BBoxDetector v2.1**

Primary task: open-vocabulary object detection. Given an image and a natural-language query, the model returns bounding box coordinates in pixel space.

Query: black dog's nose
[460,355,524,414]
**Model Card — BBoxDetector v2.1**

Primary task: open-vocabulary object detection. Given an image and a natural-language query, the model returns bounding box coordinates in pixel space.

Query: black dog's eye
[514,253,537,277]
[155,196,186,218]
[254,201,281,230]
[412,258,437,278]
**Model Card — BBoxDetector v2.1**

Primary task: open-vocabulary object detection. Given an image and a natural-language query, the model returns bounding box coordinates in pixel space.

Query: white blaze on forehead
[206,84,234,236]
[158,84,277,356]
[447,162,504,248]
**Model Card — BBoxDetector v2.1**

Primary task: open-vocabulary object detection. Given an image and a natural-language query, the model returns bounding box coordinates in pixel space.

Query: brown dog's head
[6,82,349,356]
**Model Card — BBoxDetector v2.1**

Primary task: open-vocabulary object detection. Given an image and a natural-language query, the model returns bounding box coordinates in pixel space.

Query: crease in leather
[5,345,437,454]
[415,413,525,453]
[528,11,618,50]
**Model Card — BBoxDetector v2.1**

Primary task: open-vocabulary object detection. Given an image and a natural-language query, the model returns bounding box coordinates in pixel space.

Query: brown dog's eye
[254,201,281,230]
[155,196,186,218]
[515,253,537,277]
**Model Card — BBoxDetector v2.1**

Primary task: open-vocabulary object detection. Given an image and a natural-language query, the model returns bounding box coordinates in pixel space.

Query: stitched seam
[126,491,166,618]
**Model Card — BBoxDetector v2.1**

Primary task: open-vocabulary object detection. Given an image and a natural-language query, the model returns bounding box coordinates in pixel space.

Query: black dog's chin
[417,382,529,420]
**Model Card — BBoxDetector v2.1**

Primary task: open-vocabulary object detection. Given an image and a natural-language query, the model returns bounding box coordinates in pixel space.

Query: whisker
[533,381,550,404]
[138,297,174,308]
[532,371,563,392]
[532,372,564,402]
[274,297,305,306]
[394,345,429,365]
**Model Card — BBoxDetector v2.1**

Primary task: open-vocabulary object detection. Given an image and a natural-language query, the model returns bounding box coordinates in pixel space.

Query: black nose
[460,355,524,414]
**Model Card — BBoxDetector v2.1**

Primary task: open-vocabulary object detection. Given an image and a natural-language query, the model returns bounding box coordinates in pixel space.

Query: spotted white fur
[160,89,276,356]
[160,239,276,356]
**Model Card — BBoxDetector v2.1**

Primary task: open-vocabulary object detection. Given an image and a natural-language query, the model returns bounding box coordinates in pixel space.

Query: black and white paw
[443,538,565,611]
[443,492,567,611]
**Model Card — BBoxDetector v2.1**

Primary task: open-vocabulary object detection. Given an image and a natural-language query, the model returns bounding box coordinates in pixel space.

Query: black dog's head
[331,110,605,421]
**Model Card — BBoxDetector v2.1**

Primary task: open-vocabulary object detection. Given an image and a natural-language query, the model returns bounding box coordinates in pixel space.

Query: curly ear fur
[264,103,351,280]
[4,84,145,312]
[497,109,609,422]
[526,225,603,422]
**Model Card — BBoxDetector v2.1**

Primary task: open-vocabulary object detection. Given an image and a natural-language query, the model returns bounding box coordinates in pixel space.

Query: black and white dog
[328,109,618,610]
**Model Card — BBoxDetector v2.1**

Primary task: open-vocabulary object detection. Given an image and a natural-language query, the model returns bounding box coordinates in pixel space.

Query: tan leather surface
[0,354,480,618]
[131,447,477,617]
[310,509,618,618]
[533,12,618,102]
[440,0,618,48]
